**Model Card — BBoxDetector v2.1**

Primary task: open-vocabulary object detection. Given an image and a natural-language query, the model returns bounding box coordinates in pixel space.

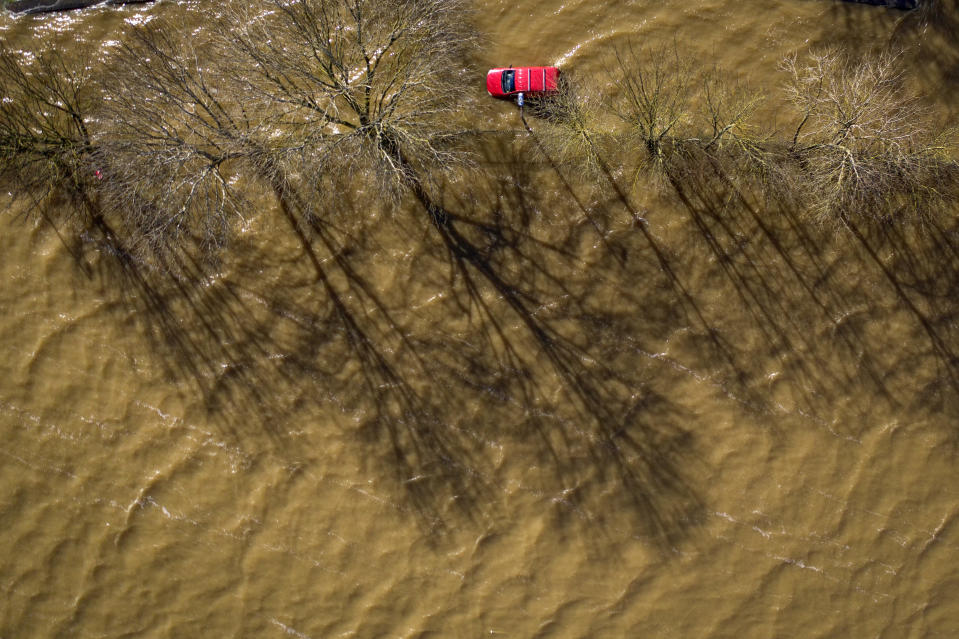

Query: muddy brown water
[3,1,959,637]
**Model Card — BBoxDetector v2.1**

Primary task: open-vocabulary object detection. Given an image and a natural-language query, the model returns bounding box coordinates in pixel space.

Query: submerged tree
[613,44,697,170]
[524,73,609,175]
[781,49,958,225]
[531,44,766,188]
[224,0,475,195]
[94,23,269,261]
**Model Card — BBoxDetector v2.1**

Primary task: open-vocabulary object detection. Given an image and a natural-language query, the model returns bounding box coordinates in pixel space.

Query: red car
[486,66,560,99]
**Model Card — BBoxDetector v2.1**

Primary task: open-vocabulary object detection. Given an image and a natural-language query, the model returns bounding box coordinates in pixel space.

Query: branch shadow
[390,130,709,548]
[517,107,749,390]
[70,136,709,549]
[655,144,959,426]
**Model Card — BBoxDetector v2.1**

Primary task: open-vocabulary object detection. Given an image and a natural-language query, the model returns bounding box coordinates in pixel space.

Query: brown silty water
[2,1,959,637]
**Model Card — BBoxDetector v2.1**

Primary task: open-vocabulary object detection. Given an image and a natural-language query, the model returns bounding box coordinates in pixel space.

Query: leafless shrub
[781,49,958,225]
[523,73,608,174]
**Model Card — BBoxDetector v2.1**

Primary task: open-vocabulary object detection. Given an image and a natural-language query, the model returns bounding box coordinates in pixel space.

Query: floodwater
[2,1,959,637]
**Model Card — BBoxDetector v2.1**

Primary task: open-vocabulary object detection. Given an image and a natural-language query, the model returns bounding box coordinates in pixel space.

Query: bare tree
[613,44,697,171]
[524,73,609,175]
[93,25,260,260]
[223,0,475,196]
[92,0,478,255]
[551,44,767,186]
[781,49,958,225]
[594,44,956,227]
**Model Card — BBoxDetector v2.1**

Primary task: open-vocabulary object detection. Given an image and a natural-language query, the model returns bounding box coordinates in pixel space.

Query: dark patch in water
[5,0,151,14]
[841,0,919,9]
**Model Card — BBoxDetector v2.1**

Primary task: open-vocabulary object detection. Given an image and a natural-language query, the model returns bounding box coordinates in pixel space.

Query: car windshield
[501,70,515,94]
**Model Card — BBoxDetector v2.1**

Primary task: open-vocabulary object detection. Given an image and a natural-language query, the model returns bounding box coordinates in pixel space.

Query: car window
[501,70,515,94]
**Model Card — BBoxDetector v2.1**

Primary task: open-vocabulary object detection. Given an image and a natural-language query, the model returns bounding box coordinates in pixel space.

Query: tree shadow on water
[659,145,959,423]
[388,134,708,546]
[73,144,706,548]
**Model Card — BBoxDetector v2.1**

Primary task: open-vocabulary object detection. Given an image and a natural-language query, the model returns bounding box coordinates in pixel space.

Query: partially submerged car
[486,66,560,99]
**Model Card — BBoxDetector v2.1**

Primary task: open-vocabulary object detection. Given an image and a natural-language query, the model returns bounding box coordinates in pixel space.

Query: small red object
[94,169,103,181]
[486,66,560,99]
